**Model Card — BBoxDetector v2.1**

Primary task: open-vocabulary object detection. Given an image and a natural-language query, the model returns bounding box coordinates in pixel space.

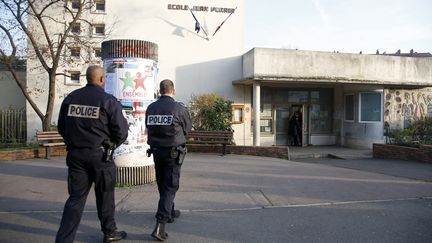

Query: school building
[6,0,432,148]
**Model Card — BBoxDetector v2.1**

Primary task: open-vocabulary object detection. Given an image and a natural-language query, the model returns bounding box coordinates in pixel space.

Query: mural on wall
[384,88,432,130]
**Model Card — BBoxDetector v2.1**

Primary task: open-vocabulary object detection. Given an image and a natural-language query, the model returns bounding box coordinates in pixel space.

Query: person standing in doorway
[146,79,192,241]
[289,110,302,146]
[56,65,129,243]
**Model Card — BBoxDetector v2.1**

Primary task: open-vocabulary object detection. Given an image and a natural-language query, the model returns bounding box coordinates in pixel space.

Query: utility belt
[67,143,114,163]
[147,145,187,165]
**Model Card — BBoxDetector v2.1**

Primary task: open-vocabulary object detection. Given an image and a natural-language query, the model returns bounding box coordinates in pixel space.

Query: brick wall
[0,146,67,161]
[373,143,432,163]
[187,144,289,160]
[1,145,290,161]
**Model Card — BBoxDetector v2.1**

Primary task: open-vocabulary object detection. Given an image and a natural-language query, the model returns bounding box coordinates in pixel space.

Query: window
[344,94,354,121]
[70,47,80,58]
[359,92,382,122]
[310,89,333,133]
[260,88,273,133]
[232,105,244,124]
[66,71,81,84]
[71,0,81,10]
[287,91,308,103]
[94,47,102,58]
[93,24,105,36]
[71,22,81,34]
[95,0,106,12]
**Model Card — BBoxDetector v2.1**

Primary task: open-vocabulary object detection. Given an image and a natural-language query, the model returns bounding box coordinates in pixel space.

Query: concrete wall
[243,48,432,86]
[341,85,385,149]
[0,71,26,109]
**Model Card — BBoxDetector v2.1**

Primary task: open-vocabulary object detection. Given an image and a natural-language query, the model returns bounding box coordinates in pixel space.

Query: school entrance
[275,104,309,146]
[257,87,334,147]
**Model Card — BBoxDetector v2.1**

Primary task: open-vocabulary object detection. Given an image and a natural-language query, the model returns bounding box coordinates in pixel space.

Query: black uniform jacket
[58,83,128,149]
[145,95,192,147]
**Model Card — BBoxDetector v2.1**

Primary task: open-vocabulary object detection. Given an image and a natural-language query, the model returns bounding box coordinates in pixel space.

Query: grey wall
[0,71,26,109]
[243,48,432,86]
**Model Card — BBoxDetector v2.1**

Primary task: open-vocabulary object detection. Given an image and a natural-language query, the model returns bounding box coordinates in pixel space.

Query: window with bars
[93,24,105,36]
[70,47,81,58]
[95,0,106,12]
[71,0,81,10]
[71,22,81,34]
[66,71,81,85]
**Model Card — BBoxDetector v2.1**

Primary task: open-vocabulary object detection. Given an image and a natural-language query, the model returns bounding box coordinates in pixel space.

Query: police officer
[55,66,129,243]
[146,79,192,241]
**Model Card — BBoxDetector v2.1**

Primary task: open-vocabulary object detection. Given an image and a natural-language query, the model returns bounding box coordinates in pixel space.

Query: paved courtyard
[0,153,431,242]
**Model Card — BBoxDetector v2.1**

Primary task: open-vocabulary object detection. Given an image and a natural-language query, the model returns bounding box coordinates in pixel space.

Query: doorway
[275,104,310,146]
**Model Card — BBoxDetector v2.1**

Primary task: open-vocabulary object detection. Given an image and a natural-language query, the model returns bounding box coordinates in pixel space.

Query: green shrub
[389,117,432,146]
[189,94,233,131]
[411,117,432,144]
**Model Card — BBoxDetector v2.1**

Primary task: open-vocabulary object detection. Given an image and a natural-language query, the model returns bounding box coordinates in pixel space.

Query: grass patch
[115,183,131,188]
[0,143,40,151]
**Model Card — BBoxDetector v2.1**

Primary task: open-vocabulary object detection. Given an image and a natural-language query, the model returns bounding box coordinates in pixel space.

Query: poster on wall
[104,58,157,101]
[103,58,158,167]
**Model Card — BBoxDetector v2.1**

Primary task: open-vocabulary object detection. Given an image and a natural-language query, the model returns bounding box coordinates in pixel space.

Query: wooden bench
[36,131,65,159]
[186,130,234,155]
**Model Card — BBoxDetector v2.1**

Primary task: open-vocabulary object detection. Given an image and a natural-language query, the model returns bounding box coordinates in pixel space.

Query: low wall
[373,143,432,163]
[0,145,290,161]
[0,146,67,161]
[187,144,289,160]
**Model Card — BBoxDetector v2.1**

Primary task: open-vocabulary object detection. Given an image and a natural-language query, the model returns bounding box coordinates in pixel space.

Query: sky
[245,0,432,55]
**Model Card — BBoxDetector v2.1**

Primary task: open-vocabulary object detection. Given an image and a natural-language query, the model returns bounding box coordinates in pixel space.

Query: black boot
[151,222,168,241]
[103,230,127,243]
[168,210,181,223]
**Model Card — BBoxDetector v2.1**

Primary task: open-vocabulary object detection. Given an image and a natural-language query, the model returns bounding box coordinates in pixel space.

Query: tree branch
[0,23,17,56]
[1,0,52,72]
[28,0,55,60]
[0,48,44,120]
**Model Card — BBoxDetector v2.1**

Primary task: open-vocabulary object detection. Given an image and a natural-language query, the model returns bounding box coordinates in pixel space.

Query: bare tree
[0,0,108,131]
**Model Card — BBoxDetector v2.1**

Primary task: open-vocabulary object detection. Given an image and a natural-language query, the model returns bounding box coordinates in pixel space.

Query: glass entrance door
[288,104,310,146]
[275,107,290,145]
[301,104,310,147]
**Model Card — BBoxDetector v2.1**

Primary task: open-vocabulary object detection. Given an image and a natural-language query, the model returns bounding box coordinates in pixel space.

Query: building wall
[342,85,385,149]
[243,48,432,86]
[26,0,245,141]
[384,88,432,130]
[0,71,26,109]
[105,0,244,102]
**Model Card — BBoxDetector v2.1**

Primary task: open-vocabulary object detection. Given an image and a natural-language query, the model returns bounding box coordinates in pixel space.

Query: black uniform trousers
[152,147,181,223]
[55,148,117,243]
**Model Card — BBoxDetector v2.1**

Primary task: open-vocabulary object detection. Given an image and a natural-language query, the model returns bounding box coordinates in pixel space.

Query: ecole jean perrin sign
[167,4,236,13]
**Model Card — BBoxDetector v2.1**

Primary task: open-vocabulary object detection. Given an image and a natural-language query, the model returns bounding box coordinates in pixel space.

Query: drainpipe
[253,81,261,146]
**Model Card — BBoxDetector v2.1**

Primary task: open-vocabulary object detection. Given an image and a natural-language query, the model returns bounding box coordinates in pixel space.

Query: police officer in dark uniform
[55,65,129,243]
[146,79,192,241]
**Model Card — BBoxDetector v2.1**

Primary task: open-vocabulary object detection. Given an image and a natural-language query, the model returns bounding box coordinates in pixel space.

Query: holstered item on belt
[102,140,115,162]
[146,148,153,157]
[172,145,187,165]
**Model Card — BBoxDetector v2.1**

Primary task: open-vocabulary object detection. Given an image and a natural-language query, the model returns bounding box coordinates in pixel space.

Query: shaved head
[159,79,175,95]
[86,65,105,87]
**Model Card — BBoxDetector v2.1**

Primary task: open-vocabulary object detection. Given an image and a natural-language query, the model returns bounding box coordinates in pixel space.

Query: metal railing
[0,109,26,144]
